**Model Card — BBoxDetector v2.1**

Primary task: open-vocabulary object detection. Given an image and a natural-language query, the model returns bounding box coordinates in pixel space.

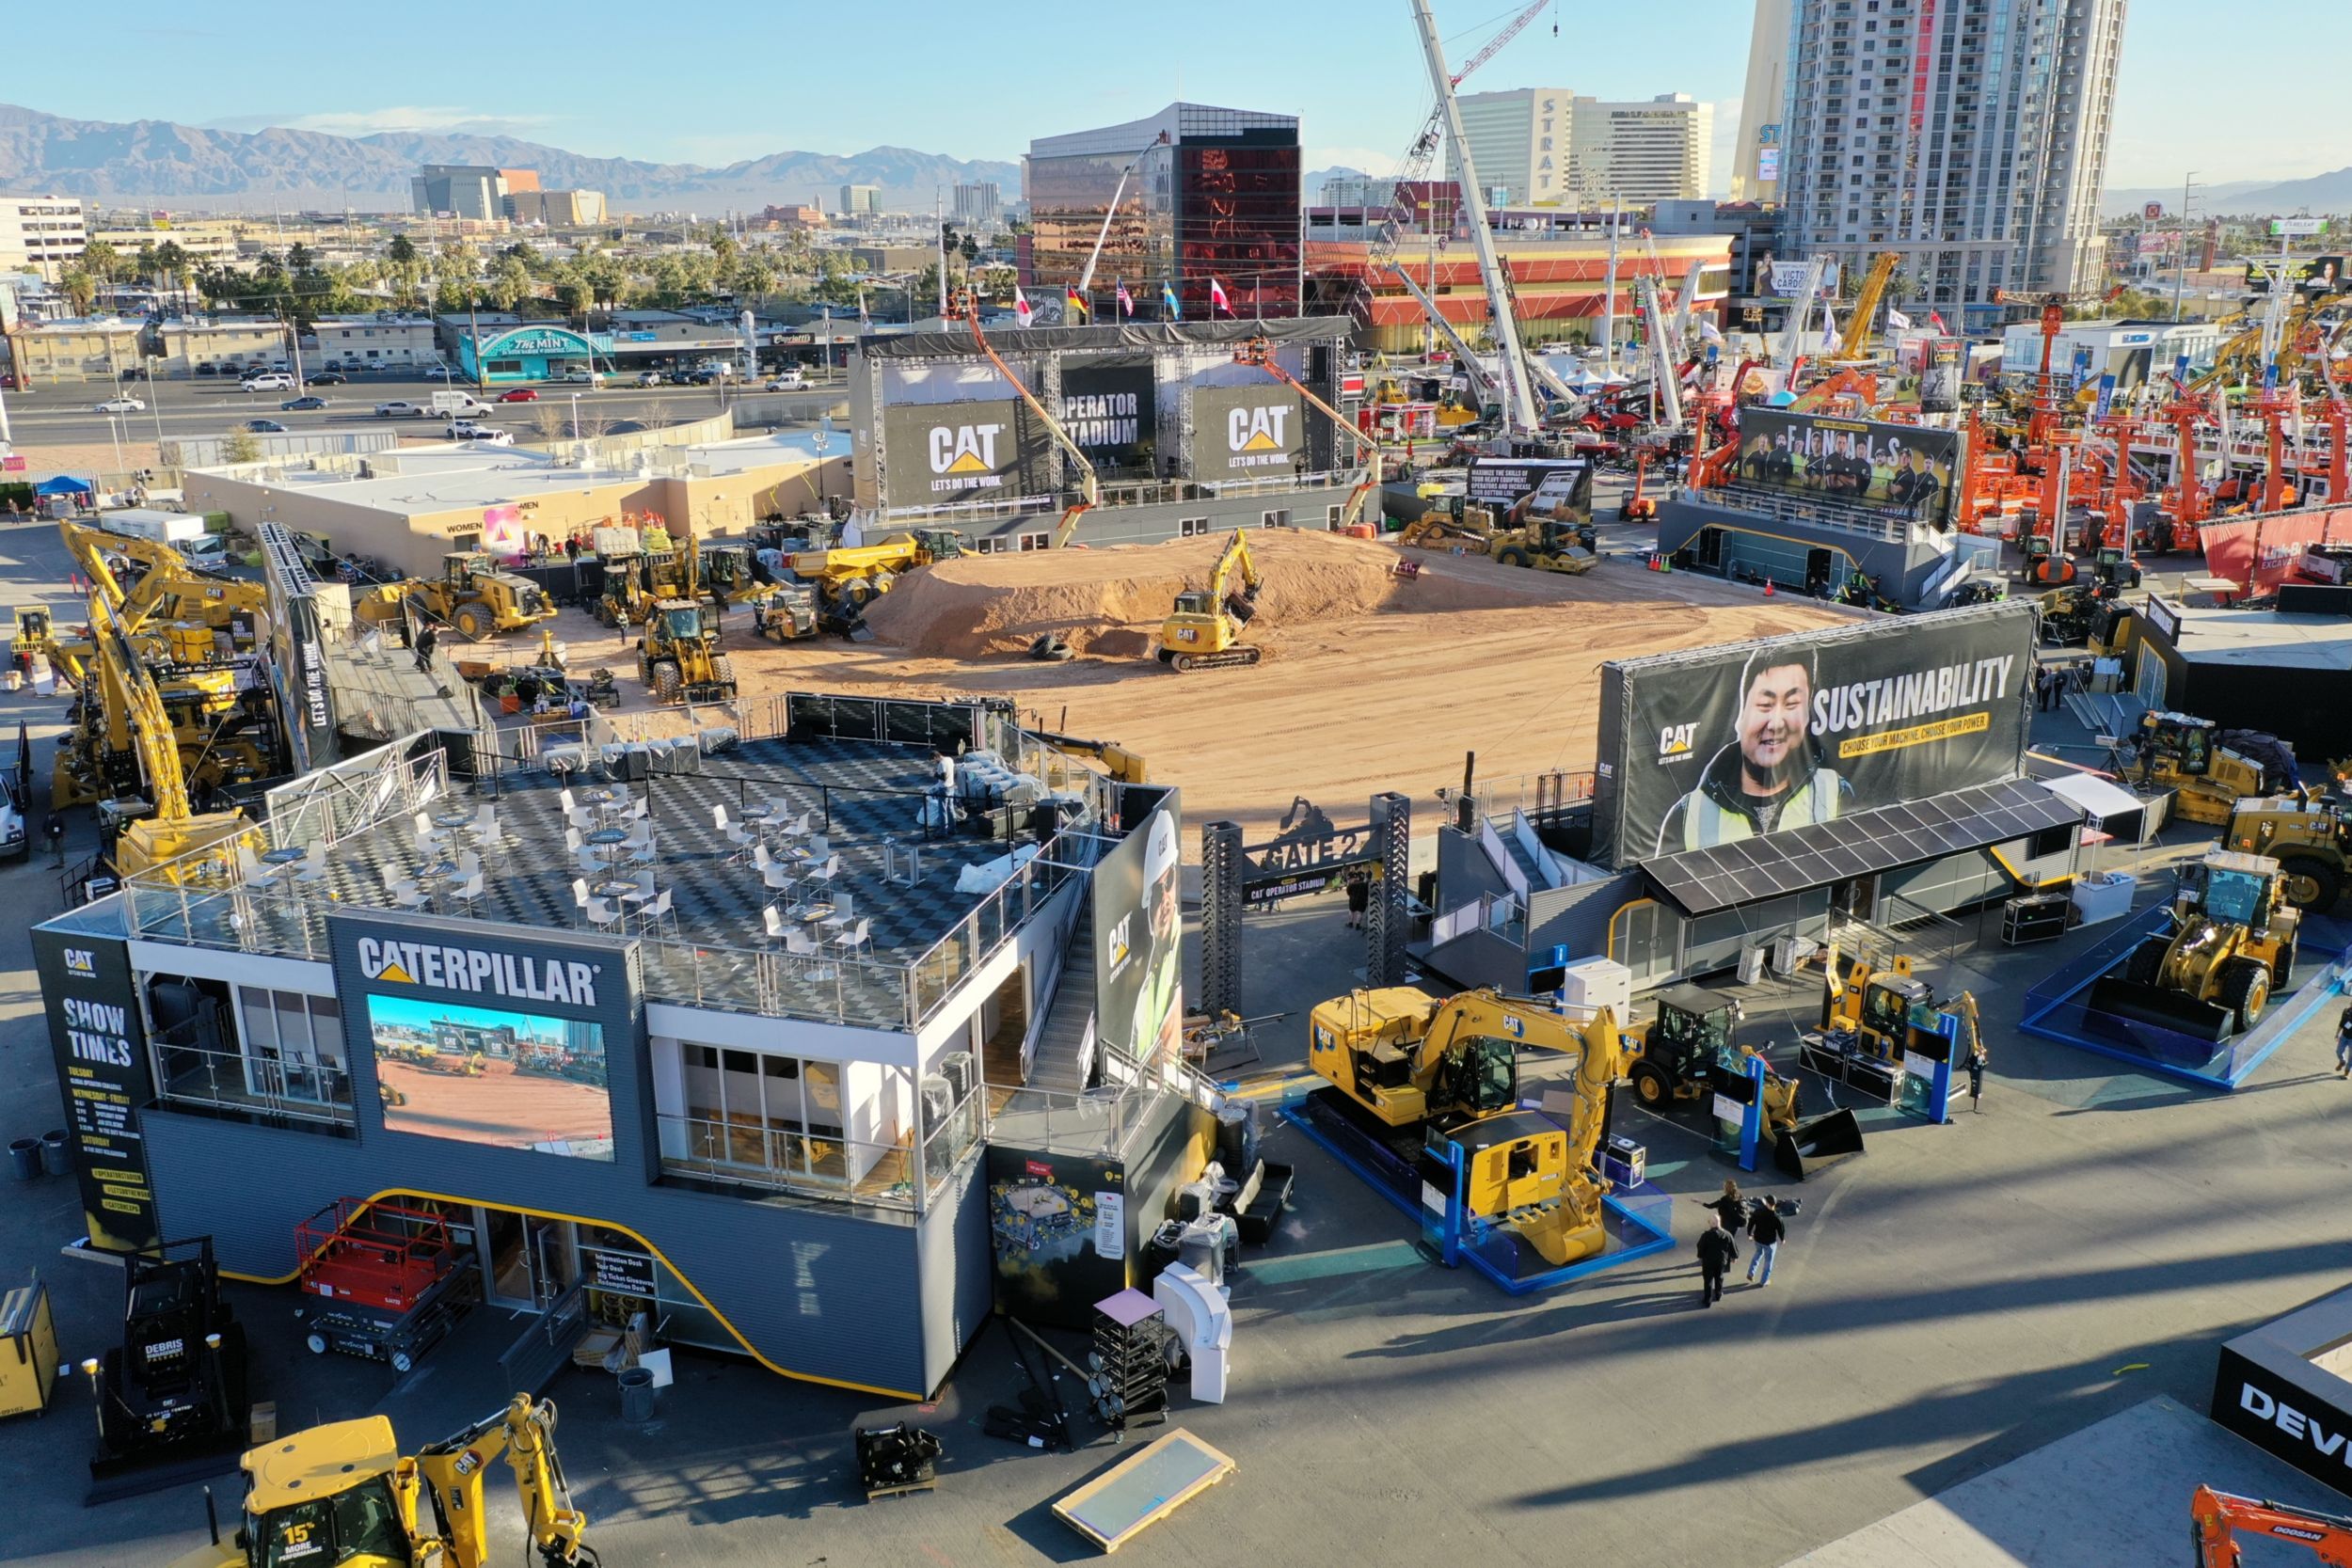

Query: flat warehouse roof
[2170,606,2352,672]
[1641,777,2080,917]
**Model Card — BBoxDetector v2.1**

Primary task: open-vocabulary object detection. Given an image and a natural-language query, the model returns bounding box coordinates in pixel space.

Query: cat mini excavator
[1306,986,1625,1265]
[165,1393,595,1568]
[1155,528,1263,672]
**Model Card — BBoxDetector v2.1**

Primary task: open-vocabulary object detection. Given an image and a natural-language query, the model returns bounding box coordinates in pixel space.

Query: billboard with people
[1093,793,1184,1074]
[1589,603,2039,867]
[1731,410,1960,528]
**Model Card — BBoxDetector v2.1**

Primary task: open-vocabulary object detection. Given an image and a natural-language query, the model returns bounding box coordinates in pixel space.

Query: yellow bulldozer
[359,552,557,642]
[2227,795,2352,911]
[1155,528,1264,673]
[1398,495,1499,548]
[2089,849,2301,1040]
[1306,986,1623,1265]
[2128,711,2302,826]
[162,1393,594,1568]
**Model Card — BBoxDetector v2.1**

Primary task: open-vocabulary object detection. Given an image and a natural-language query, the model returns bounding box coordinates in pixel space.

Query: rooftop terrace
[122,700,1110,1034]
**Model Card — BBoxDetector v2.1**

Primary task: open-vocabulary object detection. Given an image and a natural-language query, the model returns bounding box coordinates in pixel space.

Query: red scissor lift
[294,1197,476,1374]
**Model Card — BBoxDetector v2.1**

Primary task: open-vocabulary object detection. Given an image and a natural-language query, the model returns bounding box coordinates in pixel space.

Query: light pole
[570,391,581,440]
[2171,171,2200,323]
[104,413,124,480]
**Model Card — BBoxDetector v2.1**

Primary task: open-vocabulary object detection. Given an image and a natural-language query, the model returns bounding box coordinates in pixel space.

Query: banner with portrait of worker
[1589,602,2039,868]
[1729,409,1961,529]
[1092,791,1184,1075]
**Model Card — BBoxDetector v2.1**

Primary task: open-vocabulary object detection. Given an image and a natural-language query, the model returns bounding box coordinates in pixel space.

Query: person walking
[1745,1196,1786,1288]
[1966,1042,1988,1109]
[1695,1214,1739,1307]
[1704,1179,1748,1234]
[2336,1005,2352,1079]
[1344,869,1371,930]
[44,814,66,867]
[412,622,438,675]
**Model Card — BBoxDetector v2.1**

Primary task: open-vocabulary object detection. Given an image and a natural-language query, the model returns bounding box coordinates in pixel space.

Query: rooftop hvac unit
[939,1050,976,1101]
[919,1074,953,1135]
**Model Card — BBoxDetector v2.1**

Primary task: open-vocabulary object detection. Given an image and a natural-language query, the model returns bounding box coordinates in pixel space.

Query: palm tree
[60,267,97,316]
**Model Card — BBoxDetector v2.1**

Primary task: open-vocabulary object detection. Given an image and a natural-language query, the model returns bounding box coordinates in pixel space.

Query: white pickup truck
[445,420,514,445]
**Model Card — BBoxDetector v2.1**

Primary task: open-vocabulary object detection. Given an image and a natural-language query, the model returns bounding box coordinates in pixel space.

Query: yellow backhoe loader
[2090,849,2300,1040]
[166,1393,594,1568]
[1155,529,1263,672]
[1306,986,1624,1265]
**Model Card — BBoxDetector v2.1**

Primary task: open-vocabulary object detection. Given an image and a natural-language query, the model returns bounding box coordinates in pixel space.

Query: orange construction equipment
[1232,333,1381,529]
[1620,447,1659,520]
[2191,1484,2352,1565]
[949,289,1100,546]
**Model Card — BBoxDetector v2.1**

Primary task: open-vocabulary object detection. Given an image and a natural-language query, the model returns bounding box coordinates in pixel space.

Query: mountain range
[0,103,1019,215]
[2100,173,2352,219]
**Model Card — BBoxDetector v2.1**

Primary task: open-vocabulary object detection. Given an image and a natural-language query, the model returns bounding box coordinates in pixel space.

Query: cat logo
[372,954,417,983]
[1227,404,1290,453]
[1658,722,1698,759]
[928,422,1003,475]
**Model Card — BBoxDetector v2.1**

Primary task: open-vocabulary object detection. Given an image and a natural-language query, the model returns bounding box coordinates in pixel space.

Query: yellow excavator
[1306,987,1624,1265]
[1155,529,1263,672]
[82,588,253,878]
[59,520,268,639]
[166,1394,594,1568]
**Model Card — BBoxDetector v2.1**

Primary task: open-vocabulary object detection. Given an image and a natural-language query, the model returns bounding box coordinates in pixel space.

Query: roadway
[1,369,847,451]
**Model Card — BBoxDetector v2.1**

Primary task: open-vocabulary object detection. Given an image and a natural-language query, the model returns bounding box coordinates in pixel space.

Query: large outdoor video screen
[369,994,614,1161]
[1589,603,2038,868]
[1731,409,1961,528]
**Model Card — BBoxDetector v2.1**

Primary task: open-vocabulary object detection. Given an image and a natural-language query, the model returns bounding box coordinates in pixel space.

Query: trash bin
[618,1366,655,1423]
[39,1131,71,1178]
[8,1138,39,1181]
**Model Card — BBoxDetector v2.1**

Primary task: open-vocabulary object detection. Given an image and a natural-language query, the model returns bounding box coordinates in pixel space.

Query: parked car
[308,370,348,386]
[241,372,296,392]
[195,362,219,376]
[281,396,328,411]
[374,401,425,418]
[422,365,460,381]
[93,396,145,413]
[242,419,289,434]
[764,369,808,391]
[636,370,666,388]
[497,388,539,404]
[561,369,604,385]
[445,420,514,445]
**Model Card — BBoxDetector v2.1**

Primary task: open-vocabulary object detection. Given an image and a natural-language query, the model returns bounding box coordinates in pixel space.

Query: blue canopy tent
[33,475,93,497]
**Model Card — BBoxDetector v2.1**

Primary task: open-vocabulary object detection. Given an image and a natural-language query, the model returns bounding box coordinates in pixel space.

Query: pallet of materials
[1052,1428,1236,1553]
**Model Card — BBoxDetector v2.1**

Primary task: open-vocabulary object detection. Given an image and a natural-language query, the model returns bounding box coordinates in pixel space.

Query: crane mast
[1408,0,1541,438]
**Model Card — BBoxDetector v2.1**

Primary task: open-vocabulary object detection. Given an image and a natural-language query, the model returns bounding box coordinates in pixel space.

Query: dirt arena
[377,1057,612,1153]
[699,531,1849,842]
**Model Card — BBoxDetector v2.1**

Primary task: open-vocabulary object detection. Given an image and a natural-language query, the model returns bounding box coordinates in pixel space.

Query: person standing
[1967,1043,1988,1110]
[44,814,66,867]
[413,622,438,675]
[2336,1005,2352,1080]
[1745,1196,1786,1288]
[1704,1179,1748,1234]
[1344,869,1371,930]
[1696,1214,1739,1307]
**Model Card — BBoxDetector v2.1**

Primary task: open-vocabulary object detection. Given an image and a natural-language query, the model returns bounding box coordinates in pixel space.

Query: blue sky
[13,0,2336,194]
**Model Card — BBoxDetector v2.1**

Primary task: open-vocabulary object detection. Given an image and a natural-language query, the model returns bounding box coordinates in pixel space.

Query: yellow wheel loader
[2129,711,2301,827]
[2089,850,2300,1040]
[636,599,734,704]
[2227,795,2352,911]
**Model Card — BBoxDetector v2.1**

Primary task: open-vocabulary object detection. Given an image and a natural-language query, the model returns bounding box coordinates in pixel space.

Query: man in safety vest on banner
[1657,647,1854,854]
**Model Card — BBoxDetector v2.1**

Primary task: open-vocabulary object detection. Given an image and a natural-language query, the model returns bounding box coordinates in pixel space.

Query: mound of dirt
[859,530,1514,659]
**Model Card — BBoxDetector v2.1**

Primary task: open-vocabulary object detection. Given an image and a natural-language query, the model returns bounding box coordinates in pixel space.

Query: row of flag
[1012,276,1236,327]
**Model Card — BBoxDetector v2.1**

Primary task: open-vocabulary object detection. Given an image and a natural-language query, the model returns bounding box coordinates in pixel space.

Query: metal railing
[1684,485,1931,545]
[152,1039,355,1128]
[654,1111,945,1211]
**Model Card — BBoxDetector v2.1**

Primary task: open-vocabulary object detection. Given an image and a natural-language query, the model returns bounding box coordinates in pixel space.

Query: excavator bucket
[1512,1207,1605,1268]
[1772,1108,1865,1180]
[2083,976,2234,1043]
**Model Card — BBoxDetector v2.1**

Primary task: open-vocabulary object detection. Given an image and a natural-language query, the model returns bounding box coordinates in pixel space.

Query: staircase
[1025,886,1097,1095]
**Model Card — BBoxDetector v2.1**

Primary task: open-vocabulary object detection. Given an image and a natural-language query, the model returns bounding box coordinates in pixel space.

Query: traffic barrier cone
[1763,578,1775,596]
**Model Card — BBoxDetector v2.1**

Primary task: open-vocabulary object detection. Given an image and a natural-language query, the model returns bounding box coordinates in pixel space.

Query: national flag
[1209,277,1232,316]
[1013,286,1032,328]
[1697,319,1724,345]
[1886,309,1913,331]
[1066,284,1089,323]
[1162,281,1181,321]
[1929,311,1948,332]
[1116,278,1135,317]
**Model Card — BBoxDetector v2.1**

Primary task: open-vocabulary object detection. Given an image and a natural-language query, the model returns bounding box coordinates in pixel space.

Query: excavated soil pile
[859,530,1513,660]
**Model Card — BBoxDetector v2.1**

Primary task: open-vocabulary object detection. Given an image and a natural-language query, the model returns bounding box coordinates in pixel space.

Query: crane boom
[1449,0,1555,84]
[1074,132,1169,298]
[1409,0,1540,436]
[950,290,1101,546]
[1234,333,1382,526]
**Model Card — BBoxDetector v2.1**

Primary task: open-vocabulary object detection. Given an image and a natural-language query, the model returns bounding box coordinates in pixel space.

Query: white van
[241,371,296,392]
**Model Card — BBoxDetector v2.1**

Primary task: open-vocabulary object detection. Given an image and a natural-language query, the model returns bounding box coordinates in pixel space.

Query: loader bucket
[2083,977,2234,1044]
[1772,1108,1866,1180]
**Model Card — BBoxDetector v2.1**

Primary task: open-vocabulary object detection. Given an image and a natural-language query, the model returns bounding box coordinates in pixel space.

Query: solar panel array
[1642,777,2080,917]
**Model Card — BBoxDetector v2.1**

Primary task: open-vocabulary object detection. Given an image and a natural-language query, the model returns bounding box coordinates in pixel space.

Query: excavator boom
[2193,1484,2352,1566]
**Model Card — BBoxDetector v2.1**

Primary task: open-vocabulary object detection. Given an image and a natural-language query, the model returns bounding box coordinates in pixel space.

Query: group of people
[1692,1181,1789,1306]
[1740,427,1946,516]
[2031,661,2075,713]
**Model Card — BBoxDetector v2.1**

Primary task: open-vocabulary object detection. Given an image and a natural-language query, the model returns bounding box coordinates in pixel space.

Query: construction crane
[1073,131,1171,302]
[1408,0,1542,438]
[1827,251,1902,363]
[1233,333,1383,525]
[948,288,1101,546]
